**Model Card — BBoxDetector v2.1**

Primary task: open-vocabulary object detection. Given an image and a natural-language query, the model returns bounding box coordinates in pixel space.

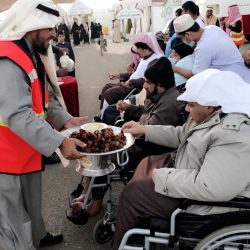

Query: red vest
[0,41,49,174]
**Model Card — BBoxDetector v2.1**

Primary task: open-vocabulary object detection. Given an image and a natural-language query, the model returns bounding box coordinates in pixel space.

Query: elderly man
[205,6,220,26]
[67,57,185,224]
[172,14,250,83]
[113,69,250,249]
[0,0,88,249]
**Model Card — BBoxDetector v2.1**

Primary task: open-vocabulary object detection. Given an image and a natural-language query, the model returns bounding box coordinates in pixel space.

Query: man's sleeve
[0,60,65,157]
[46,89,72,130]
[145,124,184,148]
[192,43,212,74]
[155,130,250,201]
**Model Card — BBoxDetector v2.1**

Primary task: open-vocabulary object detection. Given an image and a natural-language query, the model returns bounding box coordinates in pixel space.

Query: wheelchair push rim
[194,224,250,250]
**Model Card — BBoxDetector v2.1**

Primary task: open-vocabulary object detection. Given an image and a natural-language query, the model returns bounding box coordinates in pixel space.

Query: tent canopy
[68,0,92,16]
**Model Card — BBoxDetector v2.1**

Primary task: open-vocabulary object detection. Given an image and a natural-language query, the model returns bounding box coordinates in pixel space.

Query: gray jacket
[145,111,250,215]
[0,59,71,157]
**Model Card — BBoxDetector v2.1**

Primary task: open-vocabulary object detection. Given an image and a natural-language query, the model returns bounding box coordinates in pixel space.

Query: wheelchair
[119,198,250,250]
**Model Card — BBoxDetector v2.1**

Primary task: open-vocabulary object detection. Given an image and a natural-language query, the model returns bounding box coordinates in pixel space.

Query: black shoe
[39,232,63,247]
[42,152,61,165]
[94,116,102,122]
[66,209,88,225]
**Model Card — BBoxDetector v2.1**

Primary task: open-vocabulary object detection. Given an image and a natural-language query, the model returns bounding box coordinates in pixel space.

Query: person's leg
[100,85,129,110]
[21,172,63,248]
[0,174,36,250]
[70,175,108,217]
[99,83,120,109]
[102,104,120,125]
[113,155,180,249]
[20,172,47,247]
[86,176,108,216]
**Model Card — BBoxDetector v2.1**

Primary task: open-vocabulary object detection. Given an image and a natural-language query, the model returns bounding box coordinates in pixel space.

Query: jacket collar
[191,111,250,131]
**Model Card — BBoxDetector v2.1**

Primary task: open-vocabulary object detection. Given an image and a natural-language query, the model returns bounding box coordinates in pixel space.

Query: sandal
[66,209,88,225]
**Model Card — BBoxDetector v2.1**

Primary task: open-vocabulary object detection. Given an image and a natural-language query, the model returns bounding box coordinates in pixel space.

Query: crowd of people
[0,0,250,250]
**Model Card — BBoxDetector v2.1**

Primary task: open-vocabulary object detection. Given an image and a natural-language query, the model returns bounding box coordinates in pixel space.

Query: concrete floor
[42,40,131,250]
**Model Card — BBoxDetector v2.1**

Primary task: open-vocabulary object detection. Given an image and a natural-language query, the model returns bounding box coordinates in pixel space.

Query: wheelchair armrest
[180,198,250,210]
[114,119,125,127]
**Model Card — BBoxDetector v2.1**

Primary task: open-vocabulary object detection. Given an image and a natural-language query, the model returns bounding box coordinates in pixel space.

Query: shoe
[66,209,88,225]
[39,232,63,247]
[42,152,61,165]
[94,116,102,122]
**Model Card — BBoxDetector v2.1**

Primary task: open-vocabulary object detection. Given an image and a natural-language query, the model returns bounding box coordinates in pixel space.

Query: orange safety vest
[0,41,49,174]
[230,18,245,47]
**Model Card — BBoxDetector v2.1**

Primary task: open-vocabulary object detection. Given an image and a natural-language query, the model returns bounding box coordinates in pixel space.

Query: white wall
[151,6,167,33]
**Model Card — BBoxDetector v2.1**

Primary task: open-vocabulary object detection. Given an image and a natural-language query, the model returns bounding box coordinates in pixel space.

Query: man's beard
[33,32,49,55]
[33,41,48,55]
[146,87,158,99]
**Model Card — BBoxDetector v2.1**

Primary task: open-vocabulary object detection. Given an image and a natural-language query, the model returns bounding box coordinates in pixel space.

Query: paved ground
[42,40,131,250]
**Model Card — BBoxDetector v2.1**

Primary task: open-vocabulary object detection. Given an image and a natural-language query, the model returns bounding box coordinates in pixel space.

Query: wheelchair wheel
[93,219,113,244]
[194,224,250,250]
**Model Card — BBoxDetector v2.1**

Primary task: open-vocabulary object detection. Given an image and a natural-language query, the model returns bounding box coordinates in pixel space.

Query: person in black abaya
[71,19,80,46]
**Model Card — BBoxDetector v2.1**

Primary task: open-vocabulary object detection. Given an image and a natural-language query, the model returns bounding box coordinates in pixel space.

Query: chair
[119,198,250,250]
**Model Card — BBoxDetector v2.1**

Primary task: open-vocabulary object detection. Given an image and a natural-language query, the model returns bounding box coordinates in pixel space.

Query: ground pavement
[42,40,131,250]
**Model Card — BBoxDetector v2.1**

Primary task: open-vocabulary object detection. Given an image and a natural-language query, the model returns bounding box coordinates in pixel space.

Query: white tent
[114,0,152,36]
[68,0,92,16]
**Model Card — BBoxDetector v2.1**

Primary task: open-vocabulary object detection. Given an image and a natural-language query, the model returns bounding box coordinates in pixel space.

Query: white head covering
[133,32,164,56]
[0,0,66,108]
[206,6,213,11]
[174,14,195,33]
[178,69,250,117]
[0,0,59,40]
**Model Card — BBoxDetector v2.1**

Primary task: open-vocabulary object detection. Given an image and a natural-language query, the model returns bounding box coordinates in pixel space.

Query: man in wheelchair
[113,69,250,249]
[67,57,185,220]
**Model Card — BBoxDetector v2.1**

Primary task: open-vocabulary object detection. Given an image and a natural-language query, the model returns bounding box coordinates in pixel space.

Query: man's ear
[208,106,218,114]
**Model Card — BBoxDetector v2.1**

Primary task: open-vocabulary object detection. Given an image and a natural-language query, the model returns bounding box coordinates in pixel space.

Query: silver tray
[61,125,135,156]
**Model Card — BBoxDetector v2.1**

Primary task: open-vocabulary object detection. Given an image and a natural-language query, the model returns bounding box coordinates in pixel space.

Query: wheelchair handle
[116,150,129,167]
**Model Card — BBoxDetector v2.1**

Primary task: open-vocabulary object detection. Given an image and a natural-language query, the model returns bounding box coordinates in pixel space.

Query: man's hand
[56,68,68,77]
[60,137,86,160]
[122,121,145,136]
[122,80,133,89]
[116,100,130,112]
[107,72,119,80]
[127,62,136,73]
[64,116,89,129]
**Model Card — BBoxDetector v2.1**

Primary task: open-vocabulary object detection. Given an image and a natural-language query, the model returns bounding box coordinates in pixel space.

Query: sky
[82,0,120,10]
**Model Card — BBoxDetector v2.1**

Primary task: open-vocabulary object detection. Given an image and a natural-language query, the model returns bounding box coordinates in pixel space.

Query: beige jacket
[145,111,250,215]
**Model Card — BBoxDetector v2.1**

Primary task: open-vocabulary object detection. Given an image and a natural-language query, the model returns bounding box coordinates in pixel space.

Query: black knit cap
[144,57,175,89]
[172,42,194,59]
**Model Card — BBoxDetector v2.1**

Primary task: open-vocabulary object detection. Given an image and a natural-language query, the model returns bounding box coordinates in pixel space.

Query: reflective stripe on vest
[230,18,245,46]
[0,41,47,174]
